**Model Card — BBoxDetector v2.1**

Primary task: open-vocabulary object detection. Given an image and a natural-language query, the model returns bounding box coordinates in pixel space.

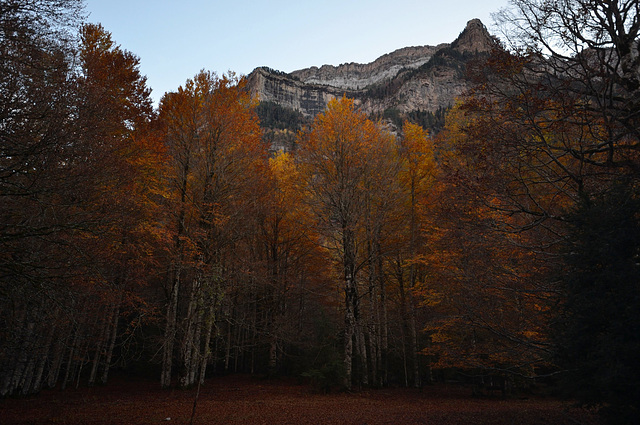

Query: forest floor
[2,374,602,425]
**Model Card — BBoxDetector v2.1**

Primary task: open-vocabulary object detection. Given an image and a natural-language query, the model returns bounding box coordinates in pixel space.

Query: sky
[83,0,511,105]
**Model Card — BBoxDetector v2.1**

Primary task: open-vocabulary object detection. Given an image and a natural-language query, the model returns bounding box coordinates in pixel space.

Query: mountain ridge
[248,18,496,138]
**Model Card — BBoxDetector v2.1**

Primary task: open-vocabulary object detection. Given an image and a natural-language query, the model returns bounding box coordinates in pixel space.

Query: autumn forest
[2,0,639,424]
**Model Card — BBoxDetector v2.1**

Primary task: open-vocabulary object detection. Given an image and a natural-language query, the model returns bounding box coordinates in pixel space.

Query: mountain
[247,19,497,148]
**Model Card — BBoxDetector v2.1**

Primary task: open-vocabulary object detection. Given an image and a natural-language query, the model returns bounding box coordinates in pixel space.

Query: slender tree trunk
[32,323,56,393]
[368,321,378,387]
[367,236,381,386]
[198,304,216,384]
[89,307,111,386]
[224,319,231,371]
[161,268,180,388]
[18,323,39,395]
[163,157,190,389]
[188,305,204,386]
[180,278,198,388]
[408,262,420,388]
[380,258,389,387]
[357,323,369,386]
[397,261,410,387]
[13,322,36,394]
[344,304,355,390]
[408,295,420,388]
[0,319,29,396]
[47,326,68,389]
[101,294,122,385]
[408,178,421,388]
[62,327,81,390]
[343,228,358,390]
[268,332,277,376]
[342,223,360,390]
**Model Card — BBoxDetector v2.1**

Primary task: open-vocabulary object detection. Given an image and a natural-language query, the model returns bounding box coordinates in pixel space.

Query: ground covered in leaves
[3,374,601,424]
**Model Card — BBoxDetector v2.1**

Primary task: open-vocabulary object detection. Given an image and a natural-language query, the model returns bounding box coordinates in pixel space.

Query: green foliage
[287,308,345,392]
[401,48,486,86]
[407,107,447,133]
[364,76,407,100]
[300,360,346,393]
[382,107,402,125]
[256,101,306,130]
[556,181,640,424]
[379,106,448,134]
[259,67,299,81]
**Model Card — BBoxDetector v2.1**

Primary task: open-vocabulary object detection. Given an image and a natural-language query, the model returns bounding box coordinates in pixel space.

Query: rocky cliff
[289,45,443,90]
[248,18,496,130]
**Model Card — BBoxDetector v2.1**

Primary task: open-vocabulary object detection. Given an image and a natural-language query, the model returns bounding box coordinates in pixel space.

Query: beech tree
[407,103,557,391]
[158,71,267,388]
[457,0,639,418]
[0,7,159,395]
[391,122,438,387]
[253,151,332,375]
[0,0,83,396]
[75,23,160,387]
[298,97,399,389]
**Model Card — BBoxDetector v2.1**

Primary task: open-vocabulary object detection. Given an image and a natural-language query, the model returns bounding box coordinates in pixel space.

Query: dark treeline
[1,1,639,424]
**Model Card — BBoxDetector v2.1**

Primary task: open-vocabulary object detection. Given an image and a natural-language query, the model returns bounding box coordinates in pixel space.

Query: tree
[415,104,556,382]
[0,0,84,397]
[158,71,267,388]
[75,23,160,387]
[461,0,639,418]
[0,10,159,395]
[557,181,640,423]
[298,97,398,389]
[0,0,82,299]
[389,122,438,387]
[254,151,329,375]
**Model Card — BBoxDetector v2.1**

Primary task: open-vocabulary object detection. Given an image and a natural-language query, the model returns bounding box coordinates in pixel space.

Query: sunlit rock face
[289,45,441,91]
[247,68,340,117]
[247,19,496,119]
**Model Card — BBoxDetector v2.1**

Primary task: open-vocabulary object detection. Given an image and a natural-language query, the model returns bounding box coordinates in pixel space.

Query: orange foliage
[414,103,557,373]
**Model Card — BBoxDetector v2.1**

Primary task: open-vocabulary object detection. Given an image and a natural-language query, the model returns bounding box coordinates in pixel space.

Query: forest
[1,1,639,424]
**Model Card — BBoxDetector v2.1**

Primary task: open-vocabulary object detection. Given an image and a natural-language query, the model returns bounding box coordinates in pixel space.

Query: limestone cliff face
[247,19,496,120]
[246,69,341,117]
[289,45,442,90]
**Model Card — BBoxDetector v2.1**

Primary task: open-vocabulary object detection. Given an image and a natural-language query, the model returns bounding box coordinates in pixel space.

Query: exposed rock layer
[247,18,496,118]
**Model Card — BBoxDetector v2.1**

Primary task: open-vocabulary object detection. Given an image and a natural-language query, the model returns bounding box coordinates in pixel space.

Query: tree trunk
[224,319,232,371]
[343,228,358,390]
[343,304,355,390]
[32,323,56,393]
[161,267,181,388]
[89,307,111,386]
[396,260,409,387]
[408,294,420,388]
[198,304,216,384]
[188,305,204,386]
[356,323,369,386]
[408,178,421,388]
[47,326,68,389]
[180,278,198,388]
[61,327,81,390]
[101,294,122,385]
[268,334,277,376]
[380,258,389,387]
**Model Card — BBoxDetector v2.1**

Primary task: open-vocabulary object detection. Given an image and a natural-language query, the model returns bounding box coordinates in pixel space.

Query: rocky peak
[451,18,496,53]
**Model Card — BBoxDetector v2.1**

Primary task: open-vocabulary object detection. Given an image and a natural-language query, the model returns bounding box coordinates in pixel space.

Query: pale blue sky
[84,0,510,104]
